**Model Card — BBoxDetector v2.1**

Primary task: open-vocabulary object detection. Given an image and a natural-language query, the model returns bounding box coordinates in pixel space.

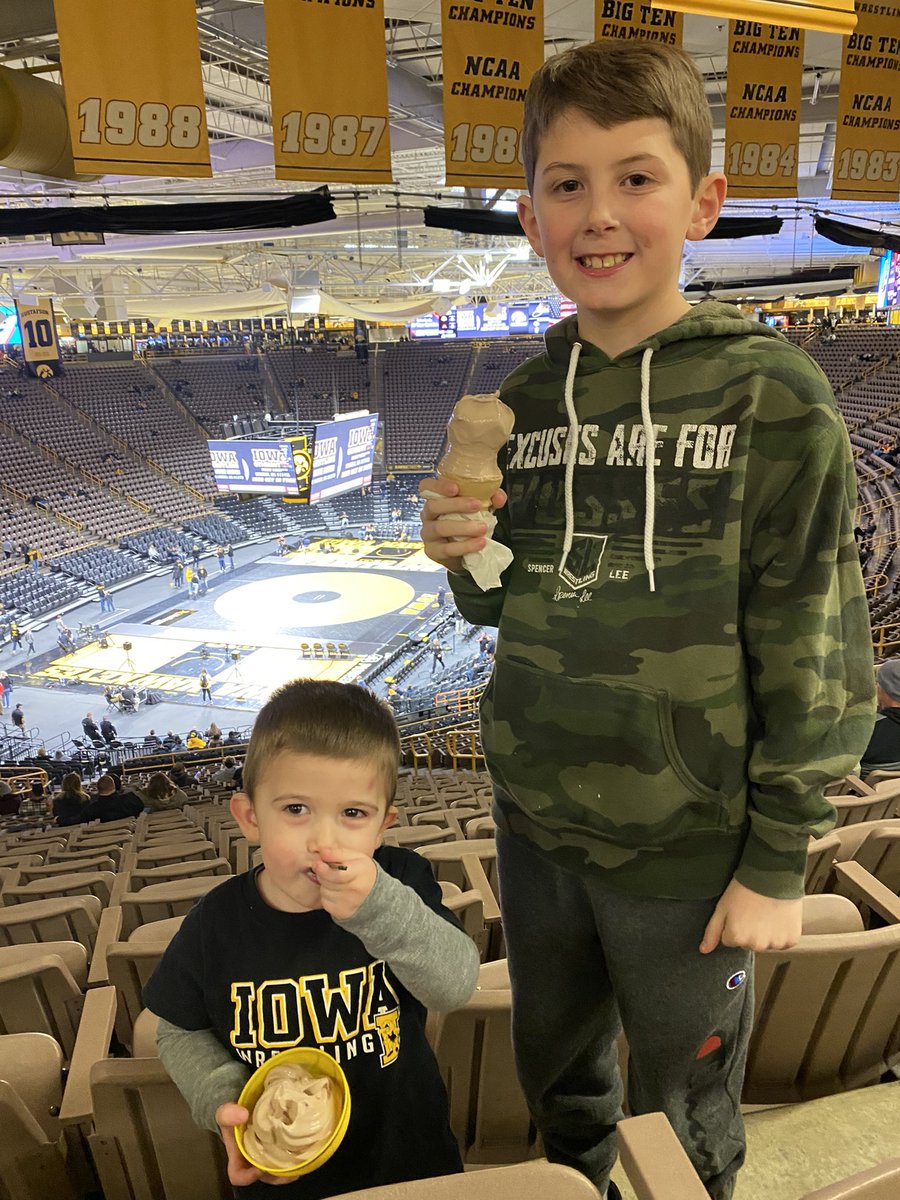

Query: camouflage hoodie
[448,302,876,900]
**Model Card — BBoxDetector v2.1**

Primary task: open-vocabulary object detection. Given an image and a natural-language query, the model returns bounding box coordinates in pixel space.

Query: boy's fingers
[419,477,458,499]
[699,907,725,954]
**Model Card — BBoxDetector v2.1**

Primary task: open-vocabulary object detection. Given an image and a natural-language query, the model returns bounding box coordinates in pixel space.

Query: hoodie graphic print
[449,302,876,901]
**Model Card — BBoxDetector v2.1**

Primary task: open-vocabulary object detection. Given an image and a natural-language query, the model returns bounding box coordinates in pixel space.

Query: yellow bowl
[235,1048,351,1178]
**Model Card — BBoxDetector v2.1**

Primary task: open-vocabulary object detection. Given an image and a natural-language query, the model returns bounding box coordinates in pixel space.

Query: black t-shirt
[81,789,143,823]
[862,708,900,772]
[143,846,462,1199]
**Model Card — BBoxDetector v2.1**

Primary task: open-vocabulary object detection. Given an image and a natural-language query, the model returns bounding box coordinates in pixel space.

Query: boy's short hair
[521,40,712,194]
[243,680,399,805]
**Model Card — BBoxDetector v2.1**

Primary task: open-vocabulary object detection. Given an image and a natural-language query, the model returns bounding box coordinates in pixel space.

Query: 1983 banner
[55,0,211,177]
[264,0,392,183]
[832,0,900,200]
[442,0,544,188]
[724,21,804,198]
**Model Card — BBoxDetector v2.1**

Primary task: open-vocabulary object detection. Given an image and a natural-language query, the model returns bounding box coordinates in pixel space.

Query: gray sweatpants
[496,825,754,1200]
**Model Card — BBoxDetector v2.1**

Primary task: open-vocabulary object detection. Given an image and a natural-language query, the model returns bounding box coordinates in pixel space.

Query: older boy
[145,680,478,1198]
[420,41,875,1200]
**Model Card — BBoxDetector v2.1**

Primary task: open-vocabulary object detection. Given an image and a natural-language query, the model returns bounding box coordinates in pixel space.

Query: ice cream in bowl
[235,1048,351,1177]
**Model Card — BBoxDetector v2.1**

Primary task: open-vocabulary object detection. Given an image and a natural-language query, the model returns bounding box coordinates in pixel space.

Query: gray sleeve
[154,1016,252,1134]
[336,864,480,1011]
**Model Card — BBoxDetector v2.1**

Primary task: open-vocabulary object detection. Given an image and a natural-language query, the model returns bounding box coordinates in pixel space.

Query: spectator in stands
[226,543,235,570]
[144,678,476,1195]
[197,565,209,595]
[860,660,900,775]
[145,730,162,748]
[82,774,143,823]
[82,712,101,742]
[186,729,206,750]
[275,535,286,557]
[11,703,26,736]
[27,547,40,574]
[0,780,20,816]
[199,669,212,704]
[142,772,188,812]
[217,545,226,573]
[2,535,11,561]
[19,781,50,819]
[209,756,238,785]
[169,762,195,788]
[186,565,196,596]
[171,559,184,588]
[191,544,201,568]
[98,584,115,613]
[431,642,445,674]
[148,542,160,563]
[206,721,222,741]
[0,671,9,709]
[224,729,242,746]
[100,716,118,745]
[53,773,91,826]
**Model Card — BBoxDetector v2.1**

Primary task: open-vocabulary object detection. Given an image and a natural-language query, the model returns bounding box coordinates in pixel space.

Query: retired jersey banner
[15,298,63,379]
[264,0,392,183]
[55,0,211,177]
[832,1,900,201]
[595,1,683,46]
[442,0,544,188]
[724,22,803,198]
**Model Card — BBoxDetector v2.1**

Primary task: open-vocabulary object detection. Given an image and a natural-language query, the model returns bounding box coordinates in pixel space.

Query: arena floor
[0,536,450,750]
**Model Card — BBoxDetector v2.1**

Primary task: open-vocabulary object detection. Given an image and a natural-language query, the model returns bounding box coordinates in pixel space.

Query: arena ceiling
[1,0,899,319]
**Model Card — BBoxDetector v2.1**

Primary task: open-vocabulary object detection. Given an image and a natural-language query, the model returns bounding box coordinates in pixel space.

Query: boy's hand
[313,850,377,920]
[215,1102,299,1187]
[699,878,803,954]
[419,477,507,572]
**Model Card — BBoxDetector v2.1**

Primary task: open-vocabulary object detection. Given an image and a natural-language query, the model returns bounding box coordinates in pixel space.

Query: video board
[309,414,379,504]
[877,251,900,311]
[409,296,577,340]
[207,440,302,496]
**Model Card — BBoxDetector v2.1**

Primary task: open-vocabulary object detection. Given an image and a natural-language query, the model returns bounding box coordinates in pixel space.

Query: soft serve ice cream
[242,1063,338,1172]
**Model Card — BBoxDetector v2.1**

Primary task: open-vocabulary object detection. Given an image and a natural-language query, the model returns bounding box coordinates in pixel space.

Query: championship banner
[441,0,544,188]
[54,0,211,177]
[832,1,900,201]
[724,22,804,198]
[595,1,683,46]
[15,298,63,379]
[263,0,392,183]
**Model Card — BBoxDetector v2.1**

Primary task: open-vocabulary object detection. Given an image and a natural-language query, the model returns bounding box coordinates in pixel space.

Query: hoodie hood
[546,302,785,591]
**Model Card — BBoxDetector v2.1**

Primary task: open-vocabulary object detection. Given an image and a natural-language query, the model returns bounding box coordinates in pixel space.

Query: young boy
[144,680,479,1198]
[420,41,876,1200]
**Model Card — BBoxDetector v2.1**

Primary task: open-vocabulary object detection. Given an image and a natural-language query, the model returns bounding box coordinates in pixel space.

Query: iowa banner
[724,22,804,198]
[264,0,392,183]
[595,1,683,45]
[55,0,211,177]
[15,298,63,379]
[832,1,900,201]
[442,0,544,188]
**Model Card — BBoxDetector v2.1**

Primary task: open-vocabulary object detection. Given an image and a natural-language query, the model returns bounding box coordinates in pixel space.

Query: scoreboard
[877,251,900,312]
[208,413,378,504]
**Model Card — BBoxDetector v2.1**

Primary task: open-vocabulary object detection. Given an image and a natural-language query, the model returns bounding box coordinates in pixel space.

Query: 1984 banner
[442,0,544,188]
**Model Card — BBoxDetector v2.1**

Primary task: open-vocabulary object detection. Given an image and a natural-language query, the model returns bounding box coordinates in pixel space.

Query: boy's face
[518,110,725,353]
[231,751,396,913]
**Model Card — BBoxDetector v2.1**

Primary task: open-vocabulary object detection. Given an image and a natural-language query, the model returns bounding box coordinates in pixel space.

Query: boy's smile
[231,751,395,913]
[518,110,725,358]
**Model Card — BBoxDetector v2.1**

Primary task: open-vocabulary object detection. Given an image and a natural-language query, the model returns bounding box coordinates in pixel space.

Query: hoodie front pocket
[482,658,728,849]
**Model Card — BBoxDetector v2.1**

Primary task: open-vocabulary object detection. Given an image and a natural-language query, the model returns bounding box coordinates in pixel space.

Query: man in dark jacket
[861,660,900,775]
[82,712,101,741]
[81,774,143,822]
[100,716,117,744]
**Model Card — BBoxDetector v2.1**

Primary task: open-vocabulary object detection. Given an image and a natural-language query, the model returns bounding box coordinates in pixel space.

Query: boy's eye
[343,808,368,820]
[285,803,309,816]
[553,178,580,193]
[625,173,650,187]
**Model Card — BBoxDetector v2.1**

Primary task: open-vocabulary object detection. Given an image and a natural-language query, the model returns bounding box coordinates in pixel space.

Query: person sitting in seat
[82,712,101,742]
[81,773,143,823]
[100,716,118,744]
[186,729,206,750]
[861,660,900,775]
[120,684,139,712]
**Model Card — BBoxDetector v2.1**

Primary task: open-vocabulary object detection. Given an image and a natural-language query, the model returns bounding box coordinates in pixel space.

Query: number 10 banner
[724,22,803,199]
[15,298,63,380]
[55,0,211,177]
[264,0,392,183]
[441,0,544,189]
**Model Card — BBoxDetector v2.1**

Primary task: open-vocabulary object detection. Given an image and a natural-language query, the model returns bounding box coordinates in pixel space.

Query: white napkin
[422,491,513,591]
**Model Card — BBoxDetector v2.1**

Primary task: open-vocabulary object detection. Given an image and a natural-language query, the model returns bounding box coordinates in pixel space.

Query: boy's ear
[230,791,260,844]
[380,805,398,836]
[517,192,545,258]
[686,171,727,243]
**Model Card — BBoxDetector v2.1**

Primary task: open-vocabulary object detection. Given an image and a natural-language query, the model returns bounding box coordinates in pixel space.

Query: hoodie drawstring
[639,346,656,593]
[558,340,657,593]
[558,340,583,574]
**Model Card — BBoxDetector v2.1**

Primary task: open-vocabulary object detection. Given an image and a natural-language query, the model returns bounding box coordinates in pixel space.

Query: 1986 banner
[441,0,544,189]
[55,0,211,177]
